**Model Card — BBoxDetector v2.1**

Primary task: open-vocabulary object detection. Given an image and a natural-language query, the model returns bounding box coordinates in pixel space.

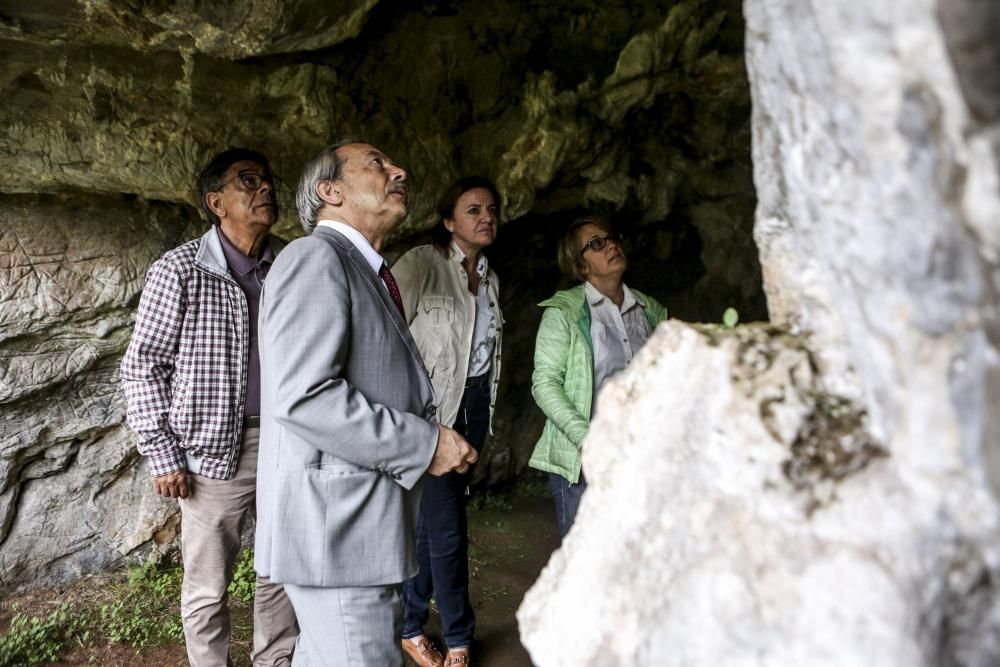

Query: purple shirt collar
[217,227,275,278]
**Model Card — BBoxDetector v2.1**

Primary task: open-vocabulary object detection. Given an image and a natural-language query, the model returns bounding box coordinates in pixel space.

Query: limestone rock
[0,195,195,592]
[0,39,340,237]
[519,0,1000,664]
[519,322,1000,665]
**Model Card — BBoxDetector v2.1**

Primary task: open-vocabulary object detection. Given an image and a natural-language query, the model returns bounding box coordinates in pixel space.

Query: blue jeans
[403,378,491,649]
[549,471,588,541]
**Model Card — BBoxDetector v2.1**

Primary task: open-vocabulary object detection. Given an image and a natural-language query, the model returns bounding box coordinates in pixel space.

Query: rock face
[518,0,1000,665]
[0,196,195,588]
[0,1,762,592]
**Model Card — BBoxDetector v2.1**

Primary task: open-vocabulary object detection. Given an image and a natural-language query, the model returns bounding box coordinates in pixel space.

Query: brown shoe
[403,636,445,667]
[444,647,471,666]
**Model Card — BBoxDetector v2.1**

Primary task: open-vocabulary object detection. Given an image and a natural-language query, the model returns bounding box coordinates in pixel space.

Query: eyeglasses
[580,232,623,256]
[222,171,276,192]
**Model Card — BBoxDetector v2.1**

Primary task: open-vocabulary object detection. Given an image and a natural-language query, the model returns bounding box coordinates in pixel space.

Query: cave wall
[518,0,1000,664]
[0,0,760,592]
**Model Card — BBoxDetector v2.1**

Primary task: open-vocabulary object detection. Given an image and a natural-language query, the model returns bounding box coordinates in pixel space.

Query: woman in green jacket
[530,214,668,540]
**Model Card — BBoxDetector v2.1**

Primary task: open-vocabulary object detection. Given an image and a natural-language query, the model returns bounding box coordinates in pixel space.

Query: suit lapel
[320,228,432,383]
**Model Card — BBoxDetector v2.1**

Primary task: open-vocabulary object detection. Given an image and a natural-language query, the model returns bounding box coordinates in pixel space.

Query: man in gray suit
[255,139,478,666]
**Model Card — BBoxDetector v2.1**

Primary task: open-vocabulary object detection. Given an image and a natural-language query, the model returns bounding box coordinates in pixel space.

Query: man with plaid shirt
[121,148,297,666]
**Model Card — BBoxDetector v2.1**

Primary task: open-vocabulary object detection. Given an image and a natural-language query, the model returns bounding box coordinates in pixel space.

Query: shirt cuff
[145,440,187,478]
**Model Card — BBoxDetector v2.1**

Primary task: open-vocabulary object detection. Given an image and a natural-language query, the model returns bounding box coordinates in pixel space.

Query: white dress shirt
[586,281,651,404]
[317,219,386,275]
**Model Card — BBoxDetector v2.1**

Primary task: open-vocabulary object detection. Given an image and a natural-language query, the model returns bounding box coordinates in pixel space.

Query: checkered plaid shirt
[121,227,279,480]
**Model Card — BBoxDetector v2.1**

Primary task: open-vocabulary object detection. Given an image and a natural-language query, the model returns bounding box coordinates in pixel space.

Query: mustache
[387,182,408,196]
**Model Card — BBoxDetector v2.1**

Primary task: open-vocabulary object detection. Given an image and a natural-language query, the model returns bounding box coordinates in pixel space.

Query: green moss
[691,323,885,511]
[781,392,888,504]
[692,321,800,360]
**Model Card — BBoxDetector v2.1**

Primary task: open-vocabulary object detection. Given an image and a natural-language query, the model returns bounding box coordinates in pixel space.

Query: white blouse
[585,281,651,407]
[467,253,497,378]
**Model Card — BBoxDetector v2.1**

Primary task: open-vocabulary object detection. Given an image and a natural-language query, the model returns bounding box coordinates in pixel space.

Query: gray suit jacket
[255,226,439,587]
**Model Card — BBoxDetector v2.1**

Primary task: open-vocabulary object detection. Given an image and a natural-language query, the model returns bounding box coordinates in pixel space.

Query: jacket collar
[538,283,653,352]
[449,241,489,277]
[195,226,285,280]
[194,226,229,278]
[539,282,654,311]
[537,284,586,311]
[584,281,640,313]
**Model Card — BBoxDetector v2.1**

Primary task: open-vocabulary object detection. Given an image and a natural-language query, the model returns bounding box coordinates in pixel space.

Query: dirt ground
[1,484,559,666]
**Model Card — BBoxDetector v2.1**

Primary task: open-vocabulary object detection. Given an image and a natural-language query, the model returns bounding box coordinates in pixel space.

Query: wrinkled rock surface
[0,196,195,588]
[518,0,1000,664]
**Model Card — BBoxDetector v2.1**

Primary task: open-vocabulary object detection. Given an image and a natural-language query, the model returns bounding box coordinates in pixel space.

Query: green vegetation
[228,549,258,605]
[0,606,68,666]
[0,550,259,666]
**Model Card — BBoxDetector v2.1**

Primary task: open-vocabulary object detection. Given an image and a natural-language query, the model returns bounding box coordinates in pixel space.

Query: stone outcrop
[0,38,339,214]
[0,195,195,587]
[0,0,761,592]
[518,0,1000,665]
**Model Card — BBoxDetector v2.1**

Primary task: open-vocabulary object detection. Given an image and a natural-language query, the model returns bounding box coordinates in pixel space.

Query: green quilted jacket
[529,284,668,483]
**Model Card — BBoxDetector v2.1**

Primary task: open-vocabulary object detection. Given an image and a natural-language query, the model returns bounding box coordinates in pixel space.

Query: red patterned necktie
[379,264,405,317]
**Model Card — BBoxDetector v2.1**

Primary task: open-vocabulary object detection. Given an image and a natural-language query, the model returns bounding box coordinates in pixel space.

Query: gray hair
[295,138,362,233]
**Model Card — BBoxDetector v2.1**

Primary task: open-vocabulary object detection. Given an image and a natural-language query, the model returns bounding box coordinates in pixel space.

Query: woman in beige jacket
[392,176,503,667]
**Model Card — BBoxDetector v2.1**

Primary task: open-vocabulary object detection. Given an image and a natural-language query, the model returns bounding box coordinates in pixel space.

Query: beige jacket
[392,243,503,431]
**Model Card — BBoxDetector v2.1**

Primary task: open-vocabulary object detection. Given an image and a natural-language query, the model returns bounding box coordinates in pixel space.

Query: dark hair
[197,148,272,225]
[557,214,615,281]
[296,137,363,233]
[431,176,502,252]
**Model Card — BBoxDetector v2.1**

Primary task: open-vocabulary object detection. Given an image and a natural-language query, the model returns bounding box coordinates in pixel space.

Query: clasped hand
[428,425,478,476]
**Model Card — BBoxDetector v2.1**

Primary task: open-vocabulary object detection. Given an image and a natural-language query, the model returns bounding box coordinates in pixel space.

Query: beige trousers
[178,428,298,666]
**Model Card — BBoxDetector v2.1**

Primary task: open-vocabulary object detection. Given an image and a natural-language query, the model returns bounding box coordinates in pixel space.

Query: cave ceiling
[0,0,761,321]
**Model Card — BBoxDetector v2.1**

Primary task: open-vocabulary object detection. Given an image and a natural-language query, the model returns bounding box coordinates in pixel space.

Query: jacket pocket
[420,295,455,327]
[309,454,372,476]
[168,375,191,440]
